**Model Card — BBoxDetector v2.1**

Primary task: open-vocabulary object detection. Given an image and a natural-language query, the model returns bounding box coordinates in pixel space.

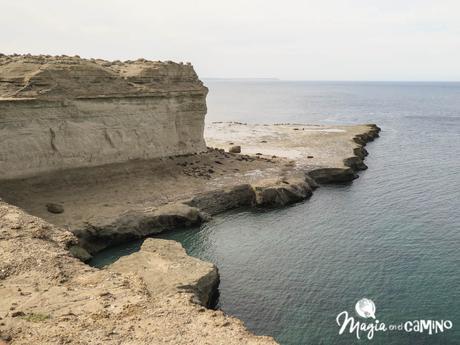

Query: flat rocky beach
[0,55,379,344]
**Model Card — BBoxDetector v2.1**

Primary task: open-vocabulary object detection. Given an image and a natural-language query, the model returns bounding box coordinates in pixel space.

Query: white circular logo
[355,298,376,319]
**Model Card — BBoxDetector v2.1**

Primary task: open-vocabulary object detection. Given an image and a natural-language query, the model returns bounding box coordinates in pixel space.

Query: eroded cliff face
[0,55,208,179]
[0,55,381,345]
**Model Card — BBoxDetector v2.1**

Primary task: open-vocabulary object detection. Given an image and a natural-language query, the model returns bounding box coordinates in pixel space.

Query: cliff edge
[0,55,381,345]
[0,55,208,179]
[0,201,277,345]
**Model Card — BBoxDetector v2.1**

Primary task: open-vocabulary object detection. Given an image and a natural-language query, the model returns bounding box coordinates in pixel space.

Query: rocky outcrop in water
[0,55,208,179]
[252,177,314,207]
[308,167,357,183]
[108,238,219,308]
[307,124,380,183]
[72,176,319,253]
[75,203,206,254]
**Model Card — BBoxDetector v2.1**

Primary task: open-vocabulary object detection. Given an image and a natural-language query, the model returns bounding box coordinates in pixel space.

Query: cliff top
[0,54,207,100]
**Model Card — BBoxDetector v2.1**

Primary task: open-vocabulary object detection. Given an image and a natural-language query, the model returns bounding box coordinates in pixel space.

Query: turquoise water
[92,81,460,344]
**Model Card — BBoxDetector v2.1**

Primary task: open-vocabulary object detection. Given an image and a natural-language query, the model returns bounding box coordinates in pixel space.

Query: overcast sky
[2,0,459,80]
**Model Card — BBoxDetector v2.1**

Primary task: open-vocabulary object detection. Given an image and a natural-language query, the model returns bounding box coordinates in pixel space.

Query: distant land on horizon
[203,77,280,82]
[203,78,460,83]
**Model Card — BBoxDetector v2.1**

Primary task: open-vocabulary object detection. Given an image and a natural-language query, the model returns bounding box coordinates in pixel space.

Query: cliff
[0,55,381,345]
[0,55,208,179]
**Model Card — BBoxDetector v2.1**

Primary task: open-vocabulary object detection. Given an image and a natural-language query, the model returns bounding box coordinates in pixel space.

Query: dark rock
[304,175,319,190]
[353,147,368,159]
[343,156,368,171]
[46,203,64,214]
[308,168,357,184]
[185,184,255,215]
[253,178,313,207]
[0,334,12,342]
[68,245,92,262]
[228,145,241,153]
[11,311,25,317]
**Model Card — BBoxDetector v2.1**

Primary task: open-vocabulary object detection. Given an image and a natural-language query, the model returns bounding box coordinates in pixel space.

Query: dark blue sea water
[93,81,460,344]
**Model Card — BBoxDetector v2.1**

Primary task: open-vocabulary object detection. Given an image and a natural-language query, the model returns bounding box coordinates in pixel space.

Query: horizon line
[202,78,460,83]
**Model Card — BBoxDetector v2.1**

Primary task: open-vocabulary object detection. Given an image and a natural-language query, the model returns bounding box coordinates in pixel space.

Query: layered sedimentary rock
[0,54,381,345]
[0,122,380,254]
[0,55,208,179]
[74,203,207,254]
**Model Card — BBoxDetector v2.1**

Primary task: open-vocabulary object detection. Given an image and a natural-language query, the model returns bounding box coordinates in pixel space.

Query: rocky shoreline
[0,55,380,344]
[0,122,379,344]
[0,123,380,258]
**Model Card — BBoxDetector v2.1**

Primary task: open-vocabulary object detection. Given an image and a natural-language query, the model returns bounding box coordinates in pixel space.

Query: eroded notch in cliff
[49,127,58,153]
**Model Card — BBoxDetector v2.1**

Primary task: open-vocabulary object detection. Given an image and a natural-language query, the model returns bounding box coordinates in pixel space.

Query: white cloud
[1,0,459,80]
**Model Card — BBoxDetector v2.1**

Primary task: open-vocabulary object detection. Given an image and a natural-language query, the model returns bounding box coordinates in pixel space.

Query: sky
[2,0,459,81]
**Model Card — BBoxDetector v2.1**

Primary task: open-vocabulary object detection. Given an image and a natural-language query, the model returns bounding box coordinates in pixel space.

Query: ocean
[93,81,460,344]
